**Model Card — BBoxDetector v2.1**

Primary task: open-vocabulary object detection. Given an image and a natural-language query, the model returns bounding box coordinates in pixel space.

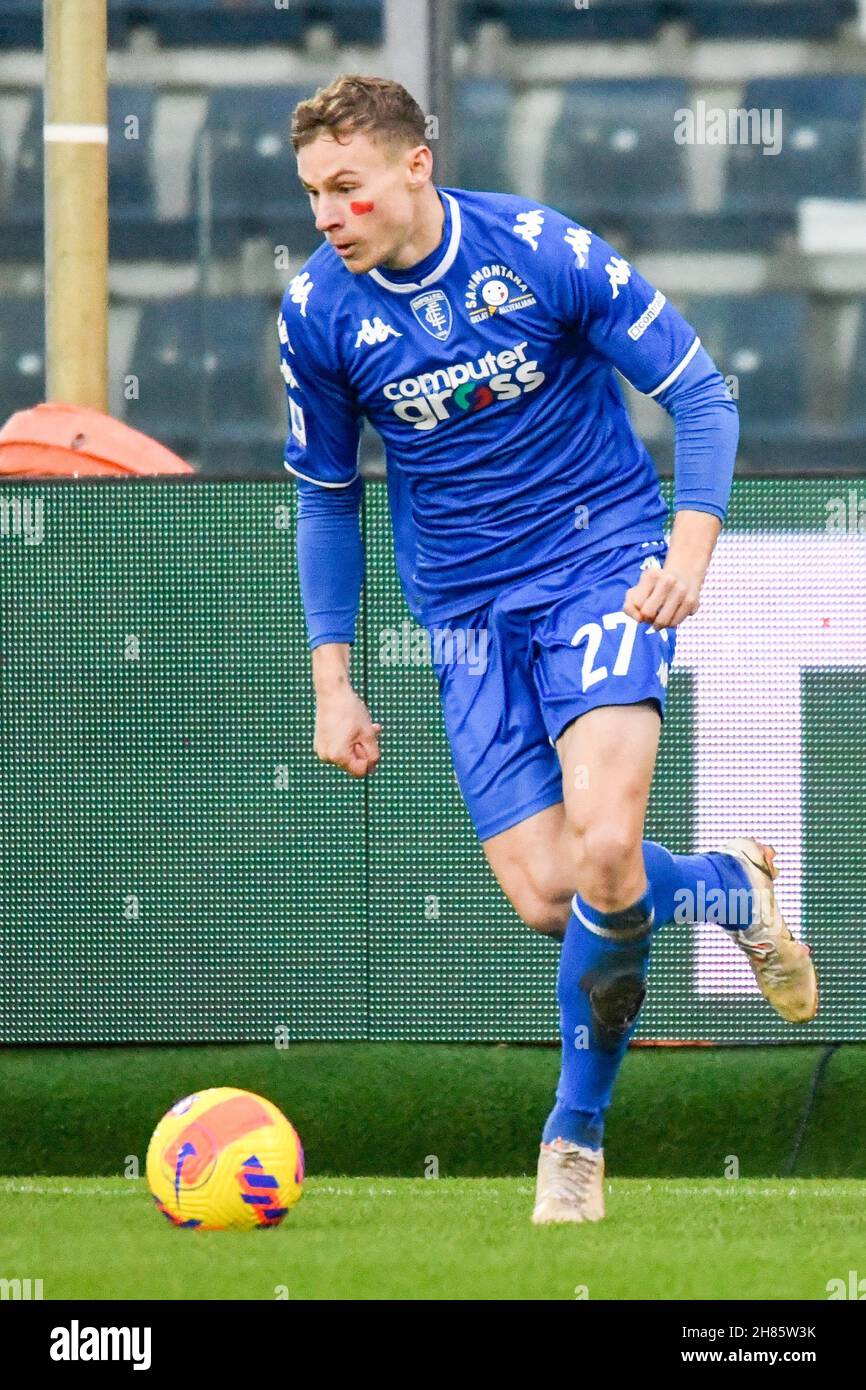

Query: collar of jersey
[366,190,461,295]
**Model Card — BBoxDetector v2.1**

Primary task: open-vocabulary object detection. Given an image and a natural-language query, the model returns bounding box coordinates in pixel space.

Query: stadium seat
[192,86,322,256]
[311,0,383,44]
[846,302,866,429]
[625,209,795,255]
[487,0,661,42]
[3,87,193,259]
[108,88,157,220]
[678,0,856,42]
[726,77,866,212]
[0,0,40,47]
[454,79,514,195]
[0,0,131,47]
[7,94,43,226]
[0,297,44,423]
[9,88,156,221]
[543,80,690,223]
[681,294,808,434]
[124,296,281,448]
[123,0,305,46]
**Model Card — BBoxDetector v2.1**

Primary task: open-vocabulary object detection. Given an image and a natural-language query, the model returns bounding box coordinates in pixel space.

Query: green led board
[0,479,863,1043]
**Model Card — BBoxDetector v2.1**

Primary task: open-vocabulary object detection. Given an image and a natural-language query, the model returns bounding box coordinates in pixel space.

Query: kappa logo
[410,289,453,341]
[277,313,294,353]
[355,316,402,349]
[280,359,299,389]
[605,255,632,300]
[288,272,313,318]
[465,264,537,324]
[564,226,592,269]
[513,209,546,251]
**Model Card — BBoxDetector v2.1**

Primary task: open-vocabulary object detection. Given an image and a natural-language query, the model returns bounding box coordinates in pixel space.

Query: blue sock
[642,841,753,931]
[542,885,654,1151]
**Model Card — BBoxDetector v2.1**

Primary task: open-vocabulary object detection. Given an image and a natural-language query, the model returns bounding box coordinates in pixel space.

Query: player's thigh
[556,699,660,848]
[431,607,562,847]
[531,540,675,851]
[481,801,574,935]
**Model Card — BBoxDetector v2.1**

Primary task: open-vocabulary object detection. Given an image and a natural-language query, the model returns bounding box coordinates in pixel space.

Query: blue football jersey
[279,187,701,625]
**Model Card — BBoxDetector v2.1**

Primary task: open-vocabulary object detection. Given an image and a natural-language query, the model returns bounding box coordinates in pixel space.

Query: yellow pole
[43,0,109,411]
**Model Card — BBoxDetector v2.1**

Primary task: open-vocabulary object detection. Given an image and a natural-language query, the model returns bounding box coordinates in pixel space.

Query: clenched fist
[314,684,382,778]
[623,561,702,631]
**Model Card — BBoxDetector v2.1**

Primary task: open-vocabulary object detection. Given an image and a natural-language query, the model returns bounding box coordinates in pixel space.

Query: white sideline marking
[0,1182,139,1196]
[1,1179,860,1200]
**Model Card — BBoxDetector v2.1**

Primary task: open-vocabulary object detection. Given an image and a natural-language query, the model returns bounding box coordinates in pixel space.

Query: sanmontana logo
[464,264,536,325]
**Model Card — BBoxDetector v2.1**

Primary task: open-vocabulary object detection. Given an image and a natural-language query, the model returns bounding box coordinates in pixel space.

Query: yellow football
[146,1086,304,1230]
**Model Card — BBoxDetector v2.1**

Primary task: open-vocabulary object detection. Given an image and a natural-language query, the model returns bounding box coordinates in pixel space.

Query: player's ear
[405,143,433,188]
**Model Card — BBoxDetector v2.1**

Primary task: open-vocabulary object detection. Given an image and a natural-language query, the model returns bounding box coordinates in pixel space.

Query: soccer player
[279,75,818,1224]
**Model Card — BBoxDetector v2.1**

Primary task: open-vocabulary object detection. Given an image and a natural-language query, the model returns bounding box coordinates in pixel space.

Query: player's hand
[314,686,382,778]
[623,562,702,630]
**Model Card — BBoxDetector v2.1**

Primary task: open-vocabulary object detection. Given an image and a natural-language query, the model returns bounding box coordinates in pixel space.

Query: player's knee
[572,822,643,896]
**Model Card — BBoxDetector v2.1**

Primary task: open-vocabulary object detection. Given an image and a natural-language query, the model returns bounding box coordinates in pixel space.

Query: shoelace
[545,1148,600,1204]
[739,937,794,989]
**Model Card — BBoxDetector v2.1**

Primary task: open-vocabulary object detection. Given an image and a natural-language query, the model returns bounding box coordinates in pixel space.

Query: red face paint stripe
[350,201,374,215]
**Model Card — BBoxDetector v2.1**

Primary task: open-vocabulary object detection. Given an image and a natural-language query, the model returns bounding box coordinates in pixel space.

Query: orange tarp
[0,402,194,476]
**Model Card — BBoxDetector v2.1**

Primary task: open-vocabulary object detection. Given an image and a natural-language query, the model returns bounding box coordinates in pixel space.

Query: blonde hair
[292,73,427,154]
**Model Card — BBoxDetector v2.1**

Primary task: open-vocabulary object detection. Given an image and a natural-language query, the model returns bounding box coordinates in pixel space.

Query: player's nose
[314,199,343,234]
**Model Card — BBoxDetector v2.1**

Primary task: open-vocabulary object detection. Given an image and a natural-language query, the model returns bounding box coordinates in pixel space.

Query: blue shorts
[428,540,677,842]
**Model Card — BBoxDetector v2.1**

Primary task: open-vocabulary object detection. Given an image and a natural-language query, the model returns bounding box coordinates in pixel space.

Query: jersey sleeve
[545,214,700,398]
[278,280,362,488]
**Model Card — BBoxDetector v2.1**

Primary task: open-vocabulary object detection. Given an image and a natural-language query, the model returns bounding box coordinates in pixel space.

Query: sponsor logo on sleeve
[628,291,667,341]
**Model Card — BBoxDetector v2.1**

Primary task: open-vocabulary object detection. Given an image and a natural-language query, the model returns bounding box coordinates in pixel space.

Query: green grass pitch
[1,1176,863,1300]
